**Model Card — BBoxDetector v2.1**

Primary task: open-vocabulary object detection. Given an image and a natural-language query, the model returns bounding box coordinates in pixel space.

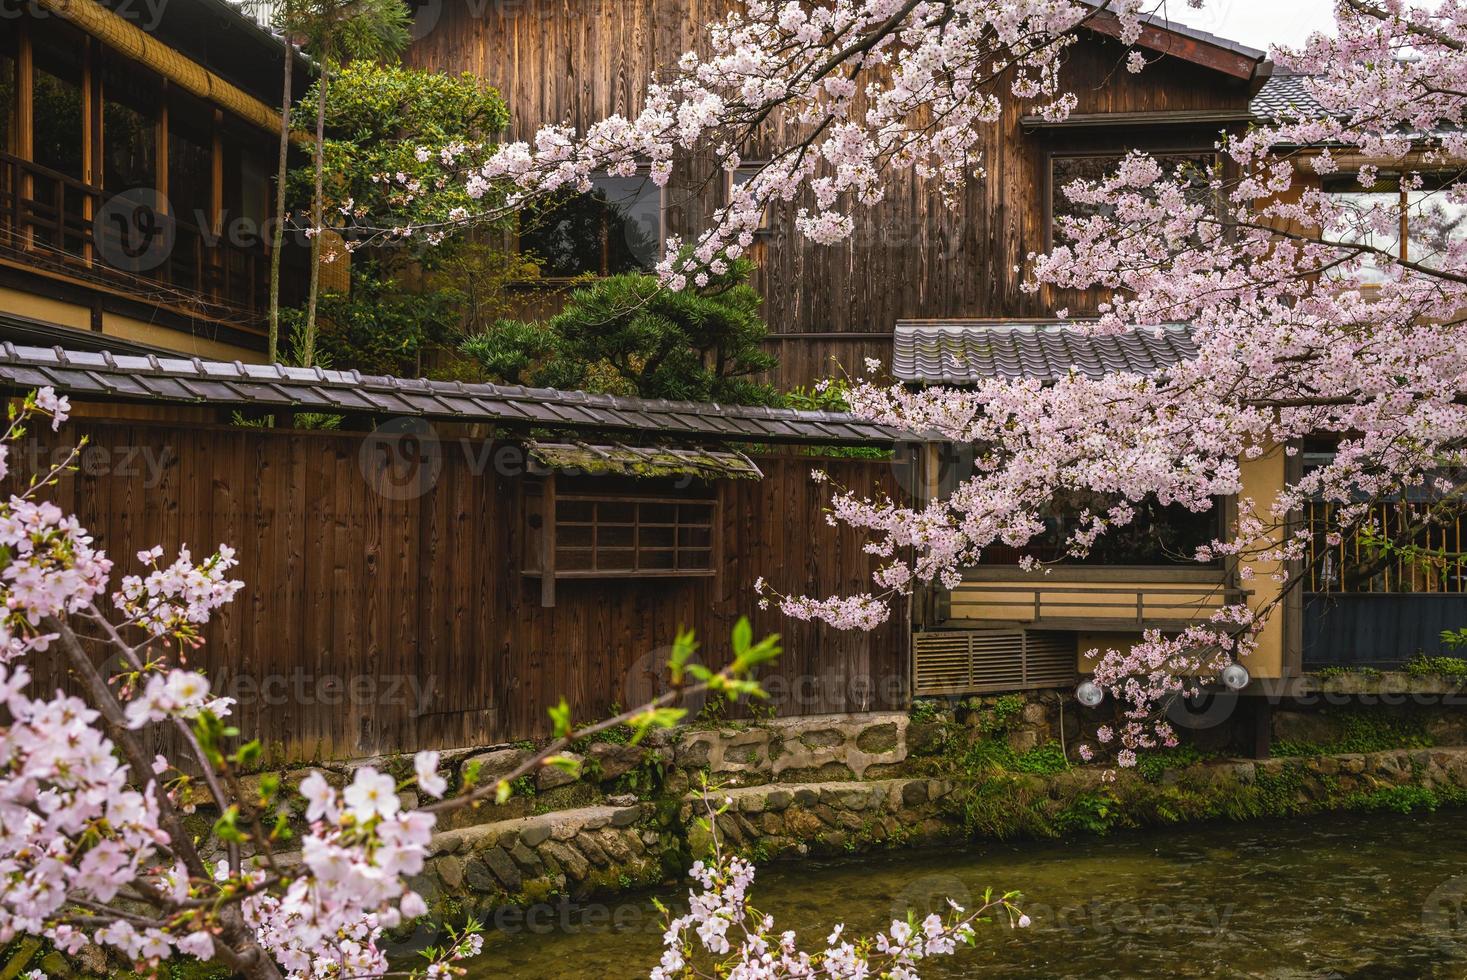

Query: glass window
[167,93,213,229]
[102,57,160,193]
[519,172,663,277]
[1049,151,1219,245]
[221,125,270,240]
[0,33,16,156]
[729,164,771,232]
[986,490,1221,567]
[31,28,85,180]
[1326,176,1467,284]
[167,93,213,292]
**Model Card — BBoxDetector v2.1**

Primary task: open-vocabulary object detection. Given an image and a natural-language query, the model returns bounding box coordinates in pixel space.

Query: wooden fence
[36,418,909,763]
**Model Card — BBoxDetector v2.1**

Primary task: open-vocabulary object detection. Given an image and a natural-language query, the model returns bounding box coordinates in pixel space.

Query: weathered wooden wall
[42,418,909,762]
[405,0,1258,387]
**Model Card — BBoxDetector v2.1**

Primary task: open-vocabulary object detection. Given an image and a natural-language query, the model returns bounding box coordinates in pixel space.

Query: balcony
[942,566,1248,632]
[0,151,272,332]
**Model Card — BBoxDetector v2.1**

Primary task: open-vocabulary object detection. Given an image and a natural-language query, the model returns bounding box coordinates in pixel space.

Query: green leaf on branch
[213,806,246,844]
[628,707,687,743]
[548,698,573,739]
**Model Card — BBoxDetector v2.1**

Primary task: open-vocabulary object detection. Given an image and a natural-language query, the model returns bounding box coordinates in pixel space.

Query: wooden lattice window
[524,482,719,605]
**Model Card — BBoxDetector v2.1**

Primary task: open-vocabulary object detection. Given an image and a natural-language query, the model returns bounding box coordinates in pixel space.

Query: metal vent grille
[913,629,1077,696]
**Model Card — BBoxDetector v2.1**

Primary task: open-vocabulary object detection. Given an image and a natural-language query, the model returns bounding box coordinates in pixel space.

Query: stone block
[483,847,523,892]
[540,840,590,881]
[856,722,901,754]
[537,752,584,791]
[464,747,531,788]
[434,855,464,891]
[588,742,645,782]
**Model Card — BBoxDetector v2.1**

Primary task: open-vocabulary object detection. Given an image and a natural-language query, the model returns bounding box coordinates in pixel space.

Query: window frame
[515,168,668,280]
[1320,171,1467,275]
[521,477,721,607]
[1044,146,1223,252]
[726,161,772,234]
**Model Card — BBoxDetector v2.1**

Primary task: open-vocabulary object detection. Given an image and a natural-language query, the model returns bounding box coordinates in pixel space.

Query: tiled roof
[1251,73,1328,120]
[892,321,1197,384]
[0,345,918,447]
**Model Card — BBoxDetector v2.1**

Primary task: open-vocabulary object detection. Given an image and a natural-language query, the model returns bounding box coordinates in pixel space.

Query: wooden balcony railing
[945,569,1250,631]
[0,151,270,329]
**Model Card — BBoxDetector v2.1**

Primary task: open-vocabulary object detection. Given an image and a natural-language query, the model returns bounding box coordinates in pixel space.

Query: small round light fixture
[1221,662,1251,691]
[1075,679,1105,707]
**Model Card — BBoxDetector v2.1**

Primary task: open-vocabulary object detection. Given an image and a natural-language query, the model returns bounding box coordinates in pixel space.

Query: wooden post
[1249,696,1273,759]
[16,21,32,250]
[540,473,556,608]
[81,37,96,265]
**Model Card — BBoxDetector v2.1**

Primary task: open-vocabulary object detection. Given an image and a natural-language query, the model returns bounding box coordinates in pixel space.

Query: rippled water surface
[462,809,1467,978]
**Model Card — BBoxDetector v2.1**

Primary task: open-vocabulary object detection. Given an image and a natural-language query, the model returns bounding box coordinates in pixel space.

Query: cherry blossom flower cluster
[383,0,1159,263]
[650,792,1026,978]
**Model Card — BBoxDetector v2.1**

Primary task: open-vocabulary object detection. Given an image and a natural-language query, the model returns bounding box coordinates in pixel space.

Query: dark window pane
[986,491,1219,566]
[1051,152,1217,243]
[519,173,662,277]
[599,525,634,548]
[167,94,212,292]
[596,500,635,524]
[102,58,159,193]
[640,526,675,549]
[29,28,88,254]
[31,30,84,180]
[558,499,594,523]
[168,93,213,227]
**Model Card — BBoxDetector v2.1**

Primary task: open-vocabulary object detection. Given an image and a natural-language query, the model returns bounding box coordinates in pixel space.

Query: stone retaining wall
[414,745,1467,923]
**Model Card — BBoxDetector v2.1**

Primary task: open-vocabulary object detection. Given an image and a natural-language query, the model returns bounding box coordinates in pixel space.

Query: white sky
[1150,0,1337,52]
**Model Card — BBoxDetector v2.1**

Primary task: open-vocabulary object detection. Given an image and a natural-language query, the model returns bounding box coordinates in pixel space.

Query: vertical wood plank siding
[405,0,1256,388]
[41,419,908,761]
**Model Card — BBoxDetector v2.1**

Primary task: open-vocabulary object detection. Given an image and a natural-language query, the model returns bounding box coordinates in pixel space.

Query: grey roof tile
[0,344,918,447]
[892,321,1197,384]
[1251,72,1328,120]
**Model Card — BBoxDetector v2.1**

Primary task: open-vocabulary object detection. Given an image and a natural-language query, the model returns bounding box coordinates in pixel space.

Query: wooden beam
[1021,109,1257,131]
[540,473,556,609]
[1083,8,1265,81]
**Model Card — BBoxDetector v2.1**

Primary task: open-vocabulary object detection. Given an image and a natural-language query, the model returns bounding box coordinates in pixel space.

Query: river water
[465,809,1467,978]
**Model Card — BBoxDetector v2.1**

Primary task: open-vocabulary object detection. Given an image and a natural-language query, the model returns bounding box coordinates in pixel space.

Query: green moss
[1406,653,1467,678]
[1136,745,1208,784]
[1273,710,1434,757]
[1341,784,1444,814]
[908,699,944,724]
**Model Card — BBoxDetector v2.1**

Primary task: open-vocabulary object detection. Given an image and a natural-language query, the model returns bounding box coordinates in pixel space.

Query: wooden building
[0,0,307,360]
[404,0,1270,389]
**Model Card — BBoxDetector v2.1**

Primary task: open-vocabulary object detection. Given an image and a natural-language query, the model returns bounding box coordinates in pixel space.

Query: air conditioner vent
[913,629,1076,696]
